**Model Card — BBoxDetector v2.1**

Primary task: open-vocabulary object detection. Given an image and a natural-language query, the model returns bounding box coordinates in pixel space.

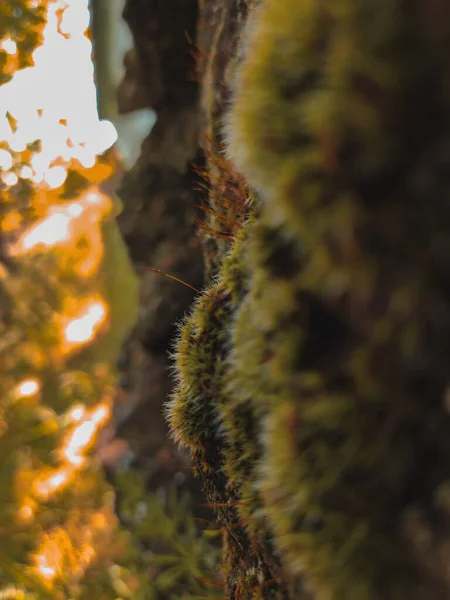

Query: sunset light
[10,188,113,277]
[60,402,111,467]
[33,466,73,499]
[0,0,128,590]
[16,379,40,397]
[63,299,108,349]
[0,1,117,189]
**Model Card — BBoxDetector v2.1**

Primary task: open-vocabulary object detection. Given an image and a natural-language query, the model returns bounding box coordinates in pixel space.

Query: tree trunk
[117,0,450,598]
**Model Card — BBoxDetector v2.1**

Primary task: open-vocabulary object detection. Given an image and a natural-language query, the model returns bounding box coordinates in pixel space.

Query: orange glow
[33,533,64,583]
[1,211,22,233]
[33,402,111,498]
[10,188,112,278]
[36,560,57,582]
[68,404,86,423]
[91,512,108,531]
[32,510,115,587]
[62,298,108,352]
[60,402,111,467]
[17,498,36,523]
[17,212,72,249]
[0,39,18,56]
[16,378,41,398]
[19,505,34,522]
[90,403,110,425]
[2,172,18,186]
[33,466,73,499]
[1,0,126,586]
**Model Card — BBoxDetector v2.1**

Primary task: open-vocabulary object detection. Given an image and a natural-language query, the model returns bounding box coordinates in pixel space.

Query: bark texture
[112,0,203,474]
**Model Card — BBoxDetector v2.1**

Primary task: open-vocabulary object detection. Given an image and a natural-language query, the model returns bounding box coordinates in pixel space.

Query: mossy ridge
[195,0,254,275]
[230,202,450,600]
[225,219,305,528]
[227,0,450,299]
[225,0,450,597]
[168,271,249,594]
[168,220,293,599]
[229,0,432,194]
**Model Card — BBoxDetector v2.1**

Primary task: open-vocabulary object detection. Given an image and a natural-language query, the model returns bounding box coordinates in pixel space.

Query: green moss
[168,222,248,450]
[170,0,450,597]
[223,0,450,597]
[168,220,292,598]
[167,223,252,546]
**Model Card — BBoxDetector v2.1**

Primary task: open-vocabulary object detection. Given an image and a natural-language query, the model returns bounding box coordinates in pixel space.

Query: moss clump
[228,0,450,597]
[168,220,292,599]
[169,0,450,598]
[167,223,251,537]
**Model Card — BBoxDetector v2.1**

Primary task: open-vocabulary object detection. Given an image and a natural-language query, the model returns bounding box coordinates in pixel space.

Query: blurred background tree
[91,0,155,169]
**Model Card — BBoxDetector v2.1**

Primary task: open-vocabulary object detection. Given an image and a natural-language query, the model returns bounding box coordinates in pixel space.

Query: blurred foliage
[0,0,46,85]
[115,471,223,600]
[0,2,220,599]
